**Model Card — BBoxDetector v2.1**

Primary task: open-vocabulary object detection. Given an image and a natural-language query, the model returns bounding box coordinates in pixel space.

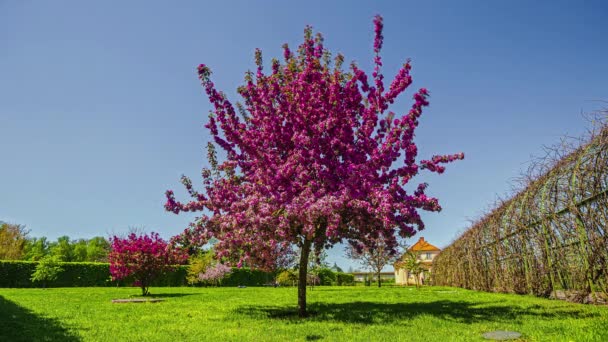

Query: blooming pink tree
[199,263,232,286]
[109,232,187,296]
[165,16,463,316]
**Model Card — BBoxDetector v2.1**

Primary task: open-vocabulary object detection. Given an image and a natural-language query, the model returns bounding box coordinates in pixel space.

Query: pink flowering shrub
[165,15,463,315]
[198,263,232,286]
[108,232,187,296]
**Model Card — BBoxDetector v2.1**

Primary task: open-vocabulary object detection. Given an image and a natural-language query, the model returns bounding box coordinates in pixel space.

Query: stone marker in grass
[482,330,522,340]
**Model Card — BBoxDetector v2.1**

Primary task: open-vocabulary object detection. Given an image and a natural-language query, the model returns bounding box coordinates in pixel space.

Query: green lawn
[1,286,607,341]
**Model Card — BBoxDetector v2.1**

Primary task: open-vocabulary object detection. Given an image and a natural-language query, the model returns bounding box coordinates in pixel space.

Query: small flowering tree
[198,263,232,286]
[166,15,463,316]
[109,232,187,296]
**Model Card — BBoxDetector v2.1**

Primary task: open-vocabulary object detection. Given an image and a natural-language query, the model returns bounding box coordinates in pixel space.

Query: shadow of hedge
[235,299,598,324]
[0,295,80,342]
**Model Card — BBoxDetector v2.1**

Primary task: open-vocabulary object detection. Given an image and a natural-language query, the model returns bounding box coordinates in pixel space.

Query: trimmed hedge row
[335,272,355,286]
[316,269,355,286]
[222,268,275,286]
[0,261,272,288]
[0,261,112,288]
[0,261,38,287]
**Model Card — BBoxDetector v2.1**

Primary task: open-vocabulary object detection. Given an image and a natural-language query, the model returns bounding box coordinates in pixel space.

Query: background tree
[186,250,216,285]
[303,249,328,290]
[30,255,63,288]
[86,236,110,262]
[73,239,88,262]
[165,15,463,316]
[345,235,400,287]
[50,235,75,262]
[108,232,187,296]
[276,269,298,286]
[23,237,50,261]
[399,251,423,288]
[24,236,109,262]
[0,222,28,260]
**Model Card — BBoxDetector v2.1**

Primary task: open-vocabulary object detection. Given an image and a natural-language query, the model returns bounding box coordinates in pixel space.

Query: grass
[1,286,607,341]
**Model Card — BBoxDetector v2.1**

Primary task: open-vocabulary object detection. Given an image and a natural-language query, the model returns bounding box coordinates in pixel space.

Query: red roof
[408,237,440,252]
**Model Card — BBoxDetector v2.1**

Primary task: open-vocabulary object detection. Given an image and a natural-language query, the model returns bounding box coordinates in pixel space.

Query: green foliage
[335,272,355,286]
[21,236,110,262]
[317,268,336,285]
[72,239,88,262]
[30,256,63,286]
[0,260,37,287]
[222,268,274,286]
[275,268,355,286]
[1,287,607,341]
[51,236,75,262]
[276,270,298,286]
[1,261,114,287]
[0,261,272,288]
[86,237,110,262]
[186,252,215,285]
[400,251,424,287]
[23,237,49,261]
[151,265,188,287]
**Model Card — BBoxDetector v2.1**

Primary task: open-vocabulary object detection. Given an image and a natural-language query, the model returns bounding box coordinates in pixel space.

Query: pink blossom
[109,232,187,296]
[165,15,463,314]
[199,263,232,286]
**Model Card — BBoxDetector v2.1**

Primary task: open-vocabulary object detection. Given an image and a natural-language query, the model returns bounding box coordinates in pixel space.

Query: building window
[425,252,431,260]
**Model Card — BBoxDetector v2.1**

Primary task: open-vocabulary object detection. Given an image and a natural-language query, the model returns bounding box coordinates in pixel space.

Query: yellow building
[394,237,441,285]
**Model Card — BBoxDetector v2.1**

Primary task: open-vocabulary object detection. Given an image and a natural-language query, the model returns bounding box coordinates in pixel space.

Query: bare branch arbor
[434,121,608,301]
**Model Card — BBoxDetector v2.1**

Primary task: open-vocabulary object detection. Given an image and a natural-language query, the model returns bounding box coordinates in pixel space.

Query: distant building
[394,237,441,285]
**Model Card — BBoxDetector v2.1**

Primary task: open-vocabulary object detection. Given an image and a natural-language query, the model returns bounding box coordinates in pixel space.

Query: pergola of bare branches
[433,112,608,302]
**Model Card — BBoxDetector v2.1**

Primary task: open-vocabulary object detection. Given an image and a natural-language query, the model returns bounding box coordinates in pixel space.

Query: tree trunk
[298,239,312,318]
[377,270,382,287]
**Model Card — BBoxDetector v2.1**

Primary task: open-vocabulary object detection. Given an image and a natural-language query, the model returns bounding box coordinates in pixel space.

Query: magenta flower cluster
[109,232,187,295]
[165,15,463,271]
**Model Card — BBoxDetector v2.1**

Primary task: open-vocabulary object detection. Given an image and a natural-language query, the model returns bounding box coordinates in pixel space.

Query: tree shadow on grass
[0,295,80,342]
[235,300,599,325]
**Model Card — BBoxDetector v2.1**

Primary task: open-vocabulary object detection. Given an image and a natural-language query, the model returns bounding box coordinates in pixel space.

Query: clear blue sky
[1,1,606,271]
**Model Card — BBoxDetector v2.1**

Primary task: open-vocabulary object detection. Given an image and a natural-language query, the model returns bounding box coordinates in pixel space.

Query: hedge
[335,272,355,286]
[0,261,272,288]
[317,268,336,285]
[0,261,37,287]
[222,268,275,286]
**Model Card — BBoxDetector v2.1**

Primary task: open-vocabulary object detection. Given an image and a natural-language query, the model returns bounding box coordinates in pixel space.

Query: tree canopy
[166,15,463,315]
